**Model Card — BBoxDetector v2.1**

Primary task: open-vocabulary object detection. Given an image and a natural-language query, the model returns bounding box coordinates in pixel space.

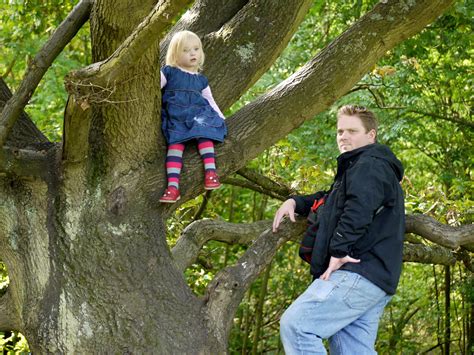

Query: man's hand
[272,199,297,233]
[319,255,360,280]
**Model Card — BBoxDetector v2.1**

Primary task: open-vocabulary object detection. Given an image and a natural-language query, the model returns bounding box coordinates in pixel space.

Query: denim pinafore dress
[161,66,227,144]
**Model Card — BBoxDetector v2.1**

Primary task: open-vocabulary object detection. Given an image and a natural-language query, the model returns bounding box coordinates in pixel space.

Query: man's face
[337,114,376,153]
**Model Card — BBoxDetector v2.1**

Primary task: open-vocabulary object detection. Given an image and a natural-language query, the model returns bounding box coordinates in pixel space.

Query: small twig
[67,78,139,108]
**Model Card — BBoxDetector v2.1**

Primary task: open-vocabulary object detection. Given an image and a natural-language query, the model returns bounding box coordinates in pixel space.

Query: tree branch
[406,109,474,129]
[406,214,474,250]
[0,78,49,148]
[221,176,287,201]
[0,0,93,147]
[403,243,457,266]
[172,219,271,272]
[0,146,53,178]
[237,167,293,198]
[203,218,305,344]
[174,213,472,273]
[66,0,192,97]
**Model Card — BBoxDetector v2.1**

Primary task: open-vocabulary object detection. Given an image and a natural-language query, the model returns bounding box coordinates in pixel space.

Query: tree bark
[406,214,474,251]
[0,0,464,353]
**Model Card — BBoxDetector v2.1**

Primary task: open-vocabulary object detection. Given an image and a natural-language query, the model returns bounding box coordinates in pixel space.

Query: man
[273,105,405,354]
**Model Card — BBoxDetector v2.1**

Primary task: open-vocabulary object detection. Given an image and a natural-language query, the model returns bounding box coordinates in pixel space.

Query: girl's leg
[197,138,221,189]
[159,143,185,203]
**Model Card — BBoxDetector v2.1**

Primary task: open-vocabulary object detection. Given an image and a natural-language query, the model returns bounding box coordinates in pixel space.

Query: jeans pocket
[312,279,337,302]
[342,275,386,310]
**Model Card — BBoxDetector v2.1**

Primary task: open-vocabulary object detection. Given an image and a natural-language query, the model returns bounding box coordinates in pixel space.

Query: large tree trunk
[1,0,469,353]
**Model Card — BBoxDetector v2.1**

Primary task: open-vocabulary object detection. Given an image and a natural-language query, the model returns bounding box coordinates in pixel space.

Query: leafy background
[1,0,472,353]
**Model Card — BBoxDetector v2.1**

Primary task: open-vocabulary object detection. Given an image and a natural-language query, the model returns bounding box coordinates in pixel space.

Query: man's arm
[292,191,326,216]
[272,191,326,232]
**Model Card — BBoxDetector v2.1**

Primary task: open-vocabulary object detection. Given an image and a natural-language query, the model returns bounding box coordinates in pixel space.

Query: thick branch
[0,78,49,148]
[0,0,92,147]
[172,219,271,272]
[203,218,305,344]
[175,214,472,272]
[403,243,456,266]
[0,146,53,178]
[406,214,474,250]
[0,290,20,331]
[66,0,192,95]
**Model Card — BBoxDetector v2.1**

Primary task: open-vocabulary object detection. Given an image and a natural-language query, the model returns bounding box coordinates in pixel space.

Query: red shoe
[204,171,221,190]
[159,187,180,203]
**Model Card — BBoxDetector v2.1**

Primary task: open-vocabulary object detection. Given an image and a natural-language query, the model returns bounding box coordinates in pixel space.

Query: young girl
[159,30,227,203]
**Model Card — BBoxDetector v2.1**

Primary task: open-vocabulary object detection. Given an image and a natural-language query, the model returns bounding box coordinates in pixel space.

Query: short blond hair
[165,30,205,70]
[337,105,378,133]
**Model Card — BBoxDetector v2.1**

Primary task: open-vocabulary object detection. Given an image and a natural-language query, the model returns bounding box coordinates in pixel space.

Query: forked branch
[174,214,472,274]
[172,219,271,272]
[0,0,93,147]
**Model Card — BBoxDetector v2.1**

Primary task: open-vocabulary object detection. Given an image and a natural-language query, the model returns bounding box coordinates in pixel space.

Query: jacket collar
[335,144,376,179]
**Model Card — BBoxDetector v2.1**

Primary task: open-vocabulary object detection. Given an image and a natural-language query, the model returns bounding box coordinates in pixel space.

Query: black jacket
[292,143,405,295]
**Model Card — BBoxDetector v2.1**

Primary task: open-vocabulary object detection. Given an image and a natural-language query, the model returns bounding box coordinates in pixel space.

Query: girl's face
[177,37,202,72]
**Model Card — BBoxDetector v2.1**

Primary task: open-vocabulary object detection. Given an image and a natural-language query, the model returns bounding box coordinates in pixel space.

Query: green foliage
[0,262,8,297]
[1,0,471,352]
[0,331,29,354]
[1,0,91,141]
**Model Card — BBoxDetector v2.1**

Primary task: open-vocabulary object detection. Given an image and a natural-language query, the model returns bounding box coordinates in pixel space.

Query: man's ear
[368,129,376,142]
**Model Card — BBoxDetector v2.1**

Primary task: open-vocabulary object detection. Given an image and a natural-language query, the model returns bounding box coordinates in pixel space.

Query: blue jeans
[280,270,392,354]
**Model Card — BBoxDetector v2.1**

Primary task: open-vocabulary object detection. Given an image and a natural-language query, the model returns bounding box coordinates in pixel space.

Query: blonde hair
[337,105,378,133]
[165,30,205,70]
